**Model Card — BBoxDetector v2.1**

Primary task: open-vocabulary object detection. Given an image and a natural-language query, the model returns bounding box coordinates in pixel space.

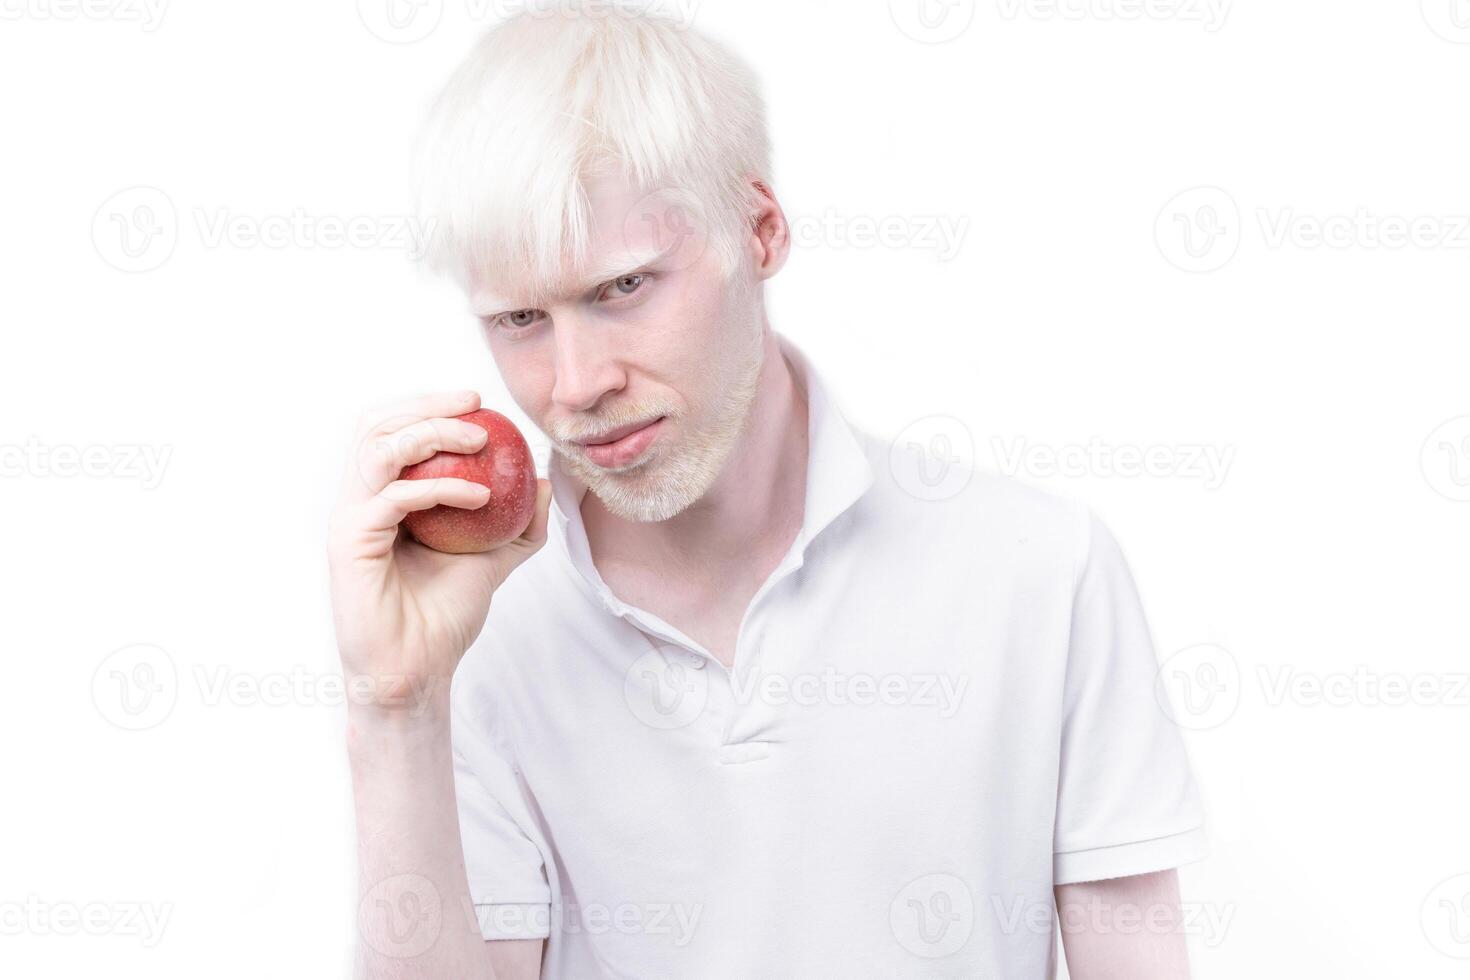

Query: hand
[327,390,551,717]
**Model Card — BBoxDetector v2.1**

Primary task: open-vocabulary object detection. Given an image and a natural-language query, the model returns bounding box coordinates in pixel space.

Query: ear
[745,178,791,281]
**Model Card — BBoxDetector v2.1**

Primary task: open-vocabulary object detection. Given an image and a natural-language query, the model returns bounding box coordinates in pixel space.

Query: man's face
[469,171,766,523]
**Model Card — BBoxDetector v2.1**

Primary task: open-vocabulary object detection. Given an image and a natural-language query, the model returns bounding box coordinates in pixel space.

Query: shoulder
[851,425,1094,580]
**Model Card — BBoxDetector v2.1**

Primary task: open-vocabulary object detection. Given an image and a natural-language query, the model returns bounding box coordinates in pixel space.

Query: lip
[577,416,666,469]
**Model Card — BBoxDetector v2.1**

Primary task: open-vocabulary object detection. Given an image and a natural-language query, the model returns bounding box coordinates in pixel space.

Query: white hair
[415,1,773,303]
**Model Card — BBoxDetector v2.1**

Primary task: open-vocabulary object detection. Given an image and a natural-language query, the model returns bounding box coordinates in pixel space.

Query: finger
[477,479,552,583]
[355,389,481,438]
[359,477,490,533]
[351,417,488,499]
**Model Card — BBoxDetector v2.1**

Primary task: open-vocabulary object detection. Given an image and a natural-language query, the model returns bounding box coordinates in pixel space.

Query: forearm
[1054,870,1190,980]
[347,699,495,980]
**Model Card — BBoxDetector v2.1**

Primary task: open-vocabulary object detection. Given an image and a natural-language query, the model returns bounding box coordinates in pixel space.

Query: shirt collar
[548,334,874,611]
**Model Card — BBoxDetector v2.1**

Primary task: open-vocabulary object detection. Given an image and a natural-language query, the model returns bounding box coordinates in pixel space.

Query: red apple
[399,409,537,554]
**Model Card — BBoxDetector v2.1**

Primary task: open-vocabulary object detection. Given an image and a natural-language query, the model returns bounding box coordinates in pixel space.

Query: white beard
[557,321,766,523]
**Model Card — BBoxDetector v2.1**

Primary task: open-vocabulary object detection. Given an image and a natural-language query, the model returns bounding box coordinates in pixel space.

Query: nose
[549,316,626,413]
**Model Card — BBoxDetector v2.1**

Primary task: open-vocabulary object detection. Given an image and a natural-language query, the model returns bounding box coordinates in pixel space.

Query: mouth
[574,416,667,469]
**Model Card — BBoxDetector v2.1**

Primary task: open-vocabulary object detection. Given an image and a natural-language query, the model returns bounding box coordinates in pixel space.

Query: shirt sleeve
[1052,508,1209,886]
[451,692,553,940]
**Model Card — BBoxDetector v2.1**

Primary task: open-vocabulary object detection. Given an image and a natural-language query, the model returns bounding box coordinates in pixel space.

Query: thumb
[521,478,553,548]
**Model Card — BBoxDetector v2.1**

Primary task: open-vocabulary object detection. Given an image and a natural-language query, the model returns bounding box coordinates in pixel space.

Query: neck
[581,331,809,575]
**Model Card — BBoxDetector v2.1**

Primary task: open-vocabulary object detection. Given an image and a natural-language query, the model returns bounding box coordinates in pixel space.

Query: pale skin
[330,171,1191,977]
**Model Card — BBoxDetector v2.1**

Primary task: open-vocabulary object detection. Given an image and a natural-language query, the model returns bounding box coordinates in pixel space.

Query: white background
[2,0,1468,976]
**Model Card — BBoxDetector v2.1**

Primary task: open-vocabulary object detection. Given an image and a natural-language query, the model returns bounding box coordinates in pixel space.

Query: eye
[487,309,545,334]
[600,274,646,300]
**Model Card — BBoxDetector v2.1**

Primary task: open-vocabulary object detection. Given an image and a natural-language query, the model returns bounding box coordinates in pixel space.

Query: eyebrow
[470,243,676,317]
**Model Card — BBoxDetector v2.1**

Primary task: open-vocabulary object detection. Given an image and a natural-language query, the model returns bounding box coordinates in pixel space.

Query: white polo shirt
[451,336,1206,979]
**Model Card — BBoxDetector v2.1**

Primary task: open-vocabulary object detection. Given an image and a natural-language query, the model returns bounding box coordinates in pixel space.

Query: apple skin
[399,409,538,554]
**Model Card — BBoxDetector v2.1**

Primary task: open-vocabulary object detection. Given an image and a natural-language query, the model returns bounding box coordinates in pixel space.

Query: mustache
[549,400,679,444]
